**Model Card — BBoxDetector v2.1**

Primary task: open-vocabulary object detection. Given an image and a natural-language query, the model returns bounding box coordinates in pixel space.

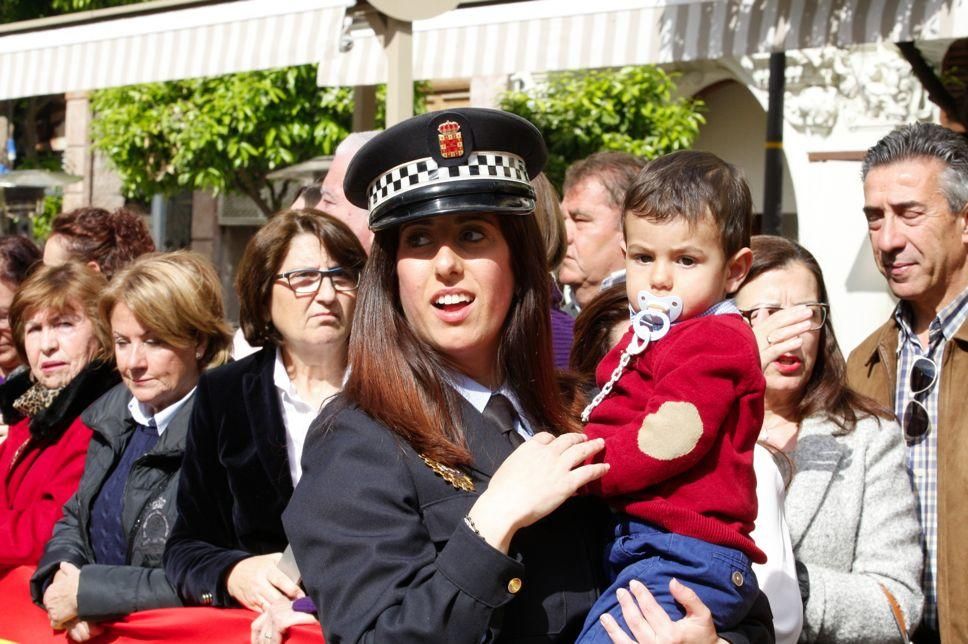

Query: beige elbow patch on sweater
[637,401,703,460]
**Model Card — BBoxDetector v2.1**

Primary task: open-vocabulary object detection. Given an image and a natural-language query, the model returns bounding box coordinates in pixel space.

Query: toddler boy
[577,150,766,642]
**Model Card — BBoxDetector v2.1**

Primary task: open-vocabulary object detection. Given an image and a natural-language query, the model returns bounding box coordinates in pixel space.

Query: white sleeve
[750,444,803,644]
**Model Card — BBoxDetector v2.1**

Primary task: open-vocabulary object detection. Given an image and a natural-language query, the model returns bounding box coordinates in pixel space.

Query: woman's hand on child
[600,578,724,644]
[468,432,607,553]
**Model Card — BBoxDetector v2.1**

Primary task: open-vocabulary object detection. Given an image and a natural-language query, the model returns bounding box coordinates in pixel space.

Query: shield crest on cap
[437,120,464,159]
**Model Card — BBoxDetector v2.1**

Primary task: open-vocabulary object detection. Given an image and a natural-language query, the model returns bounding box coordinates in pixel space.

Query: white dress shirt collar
[127,386,196,436]
[274,348,340,486]
[445,370,534,439]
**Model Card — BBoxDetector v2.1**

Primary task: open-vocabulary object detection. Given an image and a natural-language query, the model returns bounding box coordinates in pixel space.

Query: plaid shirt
[894,286,968,630]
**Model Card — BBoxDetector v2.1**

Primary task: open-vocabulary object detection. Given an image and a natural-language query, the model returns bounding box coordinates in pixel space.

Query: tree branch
[234,171,272,217]
[266,179,294,213]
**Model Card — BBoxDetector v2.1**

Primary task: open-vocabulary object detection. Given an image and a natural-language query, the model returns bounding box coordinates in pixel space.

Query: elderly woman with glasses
[164,210,365,615]
[733,235,924,642]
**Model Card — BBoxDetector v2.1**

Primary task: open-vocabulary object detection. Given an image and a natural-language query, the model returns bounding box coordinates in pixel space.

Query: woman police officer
[282,109,775,644]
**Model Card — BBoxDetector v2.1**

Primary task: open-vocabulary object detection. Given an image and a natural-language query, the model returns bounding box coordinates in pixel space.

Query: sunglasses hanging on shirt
[904,355,938,444]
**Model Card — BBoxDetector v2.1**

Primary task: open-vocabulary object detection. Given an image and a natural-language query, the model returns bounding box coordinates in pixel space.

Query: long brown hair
[531,173,567,271]
[742,235,890,433]
[343,213,581,467]
[569,283,629,385]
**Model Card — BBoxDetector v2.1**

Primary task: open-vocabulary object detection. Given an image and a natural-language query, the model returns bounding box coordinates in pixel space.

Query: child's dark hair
[623,150,752,258]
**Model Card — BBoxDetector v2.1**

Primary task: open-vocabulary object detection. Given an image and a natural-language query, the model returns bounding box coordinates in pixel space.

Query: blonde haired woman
[32,251,232,642]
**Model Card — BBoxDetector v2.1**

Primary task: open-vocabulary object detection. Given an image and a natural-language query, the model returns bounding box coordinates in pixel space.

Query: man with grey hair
[847,122,968,643]
[292,131,379,252]
[558,151,646,310]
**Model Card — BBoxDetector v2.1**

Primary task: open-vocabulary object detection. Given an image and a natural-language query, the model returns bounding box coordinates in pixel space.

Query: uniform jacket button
[201,592,213,605]
[731,571,744,587]
[507,577,522,594]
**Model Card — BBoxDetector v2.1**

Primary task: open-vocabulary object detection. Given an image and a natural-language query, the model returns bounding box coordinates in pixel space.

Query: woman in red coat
[0,262,118,567]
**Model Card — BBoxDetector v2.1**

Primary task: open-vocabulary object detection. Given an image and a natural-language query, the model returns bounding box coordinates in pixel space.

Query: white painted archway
[691,79,799,238]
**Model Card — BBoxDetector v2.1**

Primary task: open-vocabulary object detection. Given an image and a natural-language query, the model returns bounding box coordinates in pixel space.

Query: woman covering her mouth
[735,235,924,642]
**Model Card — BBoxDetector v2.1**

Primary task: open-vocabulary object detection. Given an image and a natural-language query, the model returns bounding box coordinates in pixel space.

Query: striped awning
[318,0,968,86]
[0,0,349,100]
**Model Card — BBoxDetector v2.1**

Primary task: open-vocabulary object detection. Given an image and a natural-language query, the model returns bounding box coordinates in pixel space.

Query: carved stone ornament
[741,45,935,136]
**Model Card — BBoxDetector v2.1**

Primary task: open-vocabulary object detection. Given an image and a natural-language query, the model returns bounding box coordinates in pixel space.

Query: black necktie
[482,393,524,447]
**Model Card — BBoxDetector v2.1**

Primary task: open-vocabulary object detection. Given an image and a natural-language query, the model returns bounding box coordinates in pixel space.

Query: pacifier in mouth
[625,291,683,355]
[636,291,683,323]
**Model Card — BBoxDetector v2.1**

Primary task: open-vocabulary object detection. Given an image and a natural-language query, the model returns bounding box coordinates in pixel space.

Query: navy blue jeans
[576,516,759,643]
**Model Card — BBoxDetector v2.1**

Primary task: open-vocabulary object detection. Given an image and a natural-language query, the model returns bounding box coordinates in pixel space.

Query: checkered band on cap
[367,151,530,211]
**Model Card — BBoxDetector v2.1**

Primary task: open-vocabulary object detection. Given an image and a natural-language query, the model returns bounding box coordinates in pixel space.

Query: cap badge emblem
[437,120,464,159]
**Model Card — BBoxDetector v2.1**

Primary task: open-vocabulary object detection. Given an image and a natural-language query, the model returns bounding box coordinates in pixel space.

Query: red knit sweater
[584,313,766,563]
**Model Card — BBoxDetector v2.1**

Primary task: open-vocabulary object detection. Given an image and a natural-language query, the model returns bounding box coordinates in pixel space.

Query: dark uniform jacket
[30,383,189,620]
[284,398,775,644]
[163,346,293,607]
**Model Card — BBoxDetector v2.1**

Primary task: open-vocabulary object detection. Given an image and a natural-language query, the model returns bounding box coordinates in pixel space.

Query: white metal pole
[384,16,413,126]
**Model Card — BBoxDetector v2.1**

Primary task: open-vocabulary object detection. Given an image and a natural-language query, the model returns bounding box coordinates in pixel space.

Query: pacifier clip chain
[580,291,682,423]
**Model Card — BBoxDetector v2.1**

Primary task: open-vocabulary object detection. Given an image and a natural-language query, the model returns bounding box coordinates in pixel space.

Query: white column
[62,91,92,211]
[384,17,413,126]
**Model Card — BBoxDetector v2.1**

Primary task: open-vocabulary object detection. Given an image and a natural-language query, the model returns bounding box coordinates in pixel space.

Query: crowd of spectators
[0,114,962,644]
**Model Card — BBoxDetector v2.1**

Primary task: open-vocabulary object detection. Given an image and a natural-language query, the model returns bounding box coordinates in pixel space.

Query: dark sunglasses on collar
[904,355,938,444]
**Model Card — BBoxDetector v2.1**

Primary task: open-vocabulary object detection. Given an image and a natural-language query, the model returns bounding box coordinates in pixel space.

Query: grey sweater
[787,414,923,643]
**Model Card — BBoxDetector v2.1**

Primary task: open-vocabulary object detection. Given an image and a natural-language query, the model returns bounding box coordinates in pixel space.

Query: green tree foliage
[50,0,141,10]
[500,66,705,187]
[1,0,144,23]
[33,194,62,240]
[90,65,355,215]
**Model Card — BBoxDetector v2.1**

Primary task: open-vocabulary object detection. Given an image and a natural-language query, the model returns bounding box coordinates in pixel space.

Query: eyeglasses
[738,303,828,331]
[275,267,359,294]
[904,355,938,443]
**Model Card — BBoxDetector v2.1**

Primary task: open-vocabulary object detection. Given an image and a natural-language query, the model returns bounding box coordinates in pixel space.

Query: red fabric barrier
[0,566,324,644]
[0,565,63,644]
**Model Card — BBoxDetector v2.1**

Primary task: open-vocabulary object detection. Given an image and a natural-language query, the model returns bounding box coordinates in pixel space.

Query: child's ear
[725,247,753,293]
[620,238,628,259]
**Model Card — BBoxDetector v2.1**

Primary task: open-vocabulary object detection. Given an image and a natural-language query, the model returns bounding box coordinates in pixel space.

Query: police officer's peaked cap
[344,108,547,231]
